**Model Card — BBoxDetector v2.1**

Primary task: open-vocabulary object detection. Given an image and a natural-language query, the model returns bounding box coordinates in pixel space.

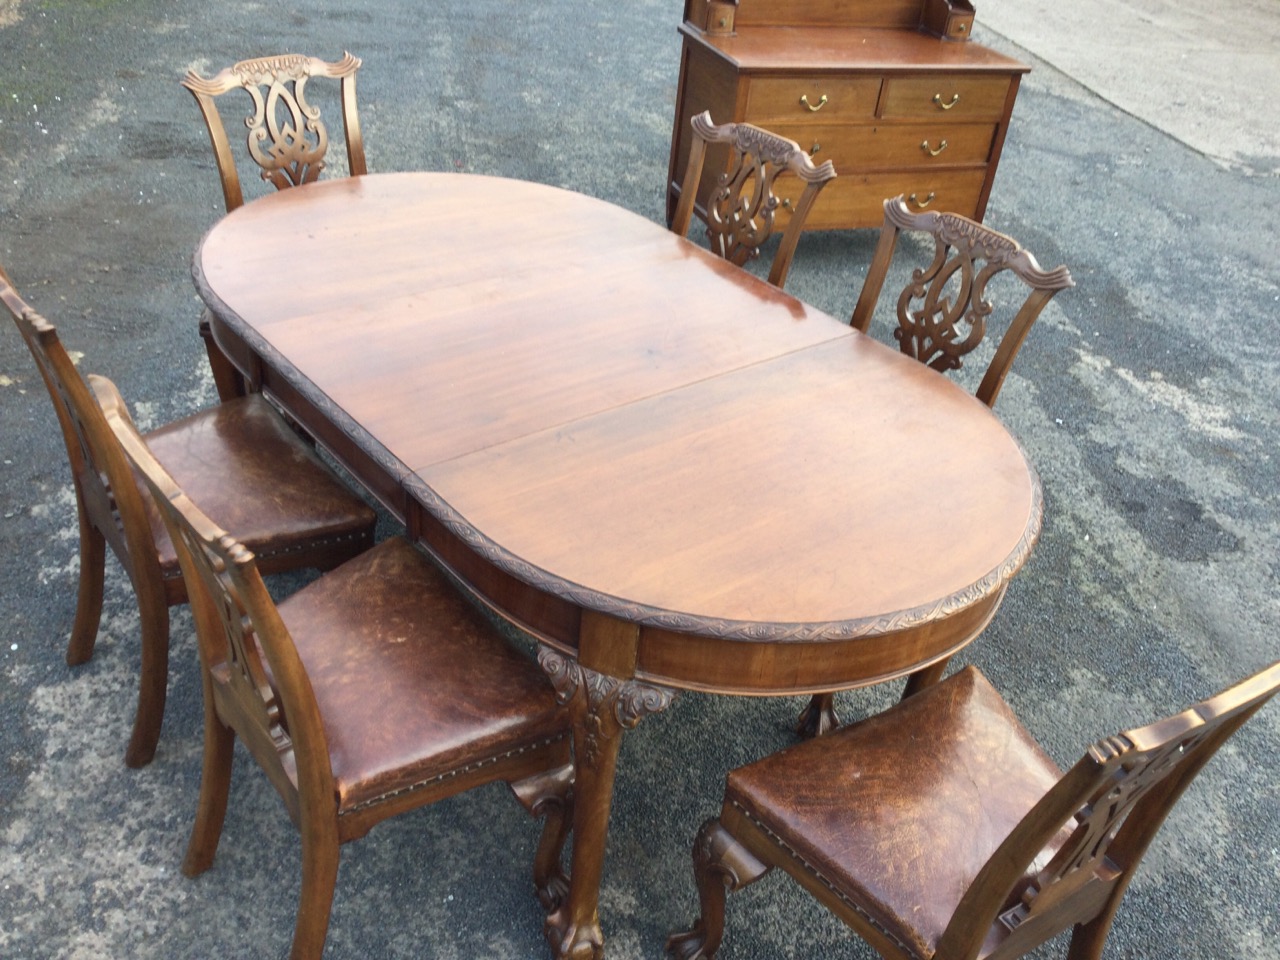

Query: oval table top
[196,172,1042,694]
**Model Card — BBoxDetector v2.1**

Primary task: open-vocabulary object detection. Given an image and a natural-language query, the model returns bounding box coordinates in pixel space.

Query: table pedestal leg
[538,648,673,960]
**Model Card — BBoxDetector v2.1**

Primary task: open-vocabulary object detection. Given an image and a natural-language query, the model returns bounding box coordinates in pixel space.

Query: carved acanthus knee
[537,647,674,769]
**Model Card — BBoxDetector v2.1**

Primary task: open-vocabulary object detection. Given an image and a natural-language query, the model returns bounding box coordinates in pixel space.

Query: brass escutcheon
[799,93,828,112]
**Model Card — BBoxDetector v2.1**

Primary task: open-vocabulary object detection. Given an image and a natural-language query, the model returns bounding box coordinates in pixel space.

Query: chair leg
[65,517,106,666]
[289,828,341,960]
[795,692,839,738]
[123,590,171,768]
[1065,898,1124,960]
[182,685,234,877]
[666,819,770,960]
[511,761,575,912]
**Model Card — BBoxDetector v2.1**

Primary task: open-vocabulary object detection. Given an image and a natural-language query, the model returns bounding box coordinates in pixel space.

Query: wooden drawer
[879,74,1012,120]
[769,121,998,171]
[773,168,989,230]
[745,75,882,122]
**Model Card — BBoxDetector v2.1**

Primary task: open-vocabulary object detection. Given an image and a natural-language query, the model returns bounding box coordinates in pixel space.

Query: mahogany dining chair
[670,110,836,289]
[798,199,1074,738]
[1,264,376,767]
[668,662,1280,960]
[850,196,1074,406]
[182,51,366,399]
[104,379,575,960]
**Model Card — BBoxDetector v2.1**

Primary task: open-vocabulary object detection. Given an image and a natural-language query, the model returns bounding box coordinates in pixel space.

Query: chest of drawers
[667,1,1029,231]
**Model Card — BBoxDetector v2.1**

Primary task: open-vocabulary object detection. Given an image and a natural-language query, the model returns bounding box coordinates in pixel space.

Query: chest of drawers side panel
[969,71,1022,223]
[667,37,751,226]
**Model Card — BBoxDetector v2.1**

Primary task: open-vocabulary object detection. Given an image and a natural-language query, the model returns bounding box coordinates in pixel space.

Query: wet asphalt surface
[1,1,1278,958]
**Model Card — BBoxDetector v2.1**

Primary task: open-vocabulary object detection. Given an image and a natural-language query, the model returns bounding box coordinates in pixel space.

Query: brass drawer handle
[920,139,949,157]
[808,142,821,157]
[799,93,828,112]
[908,192,937,209]
[933,93,961,110]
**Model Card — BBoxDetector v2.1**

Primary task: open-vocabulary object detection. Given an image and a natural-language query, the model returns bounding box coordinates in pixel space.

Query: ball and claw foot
[666,922,716,960]
[795,692,839,738]
[545,905,605,960]
[537,868,571,914]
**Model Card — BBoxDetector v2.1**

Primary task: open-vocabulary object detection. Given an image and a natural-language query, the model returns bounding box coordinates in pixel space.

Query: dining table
[193,171,1043,959]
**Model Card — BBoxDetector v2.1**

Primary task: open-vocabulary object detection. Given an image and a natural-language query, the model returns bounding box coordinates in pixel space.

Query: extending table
[194,171,1043,959]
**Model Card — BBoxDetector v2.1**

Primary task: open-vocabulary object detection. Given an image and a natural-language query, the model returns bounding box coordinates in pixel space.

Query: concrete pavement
[982,0,1280,175]
[1,1,1277,958]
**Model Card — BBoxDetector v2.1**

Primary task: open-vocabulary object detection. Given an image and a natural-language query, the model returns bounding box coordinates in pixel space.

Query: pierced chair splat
[670,110,836,289]
[668,662,1280,960]
[0,266,376,767]
[182,51,366,399]
[182,51,365,212]
[105,391,576,960]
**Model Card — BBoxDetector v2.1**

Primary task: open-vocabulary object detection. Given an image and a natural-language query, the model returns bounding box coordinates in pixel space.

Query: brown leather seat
[143,393,375,574]
[728,669,1065,958]
[669,662,1280,960]
[1,266,376,768]
[107,397,574,960]
[275,537,569,813]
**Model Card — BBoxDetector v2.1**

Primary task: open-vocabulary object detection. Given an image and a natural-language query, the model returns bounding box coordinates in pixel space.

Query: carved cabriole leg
[666,819,770,960]
[795,692,839,738]
[538,647,674,960]
[901,657,951,700]
[65,509,106,666]
[182,674,234,877]
[511,761,576,912]
[123,582,172,768]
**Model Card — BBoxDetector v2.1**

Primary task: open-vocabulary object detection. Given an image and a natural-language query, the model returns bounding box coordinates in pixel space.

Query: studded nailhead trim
[727,798,925,960]
[339,733,569,815]
[254,528,373,561]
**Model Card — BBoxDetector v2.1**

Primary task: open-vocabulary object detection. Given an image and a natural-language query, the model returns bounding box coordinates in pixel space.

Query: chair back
[851,197,1073,407]
[671,110,836,288]
[182,52,365,213]
[0,266,163,593]
[100,379,333,821]
[938,660,1280,960]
